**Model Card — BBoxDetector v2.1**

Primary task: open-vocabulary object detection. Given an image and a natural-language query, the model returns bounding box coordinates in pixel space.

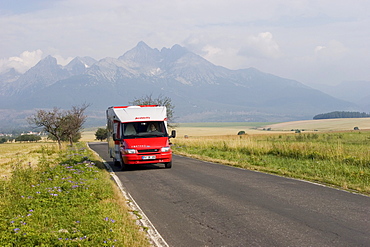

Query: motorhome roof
[108,105,167,122]
[109,105,159,109]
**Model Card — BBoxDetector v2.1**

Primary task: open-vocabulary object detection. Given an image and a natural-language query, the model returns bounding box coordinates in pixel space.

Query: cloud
[239,32,282,59]
[314,40,347,60]
[0,50,43,74]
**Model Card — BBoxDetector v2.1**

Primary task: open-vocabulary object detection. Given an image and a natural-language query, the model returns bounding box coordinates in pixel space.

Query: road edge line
[89,145,169,247]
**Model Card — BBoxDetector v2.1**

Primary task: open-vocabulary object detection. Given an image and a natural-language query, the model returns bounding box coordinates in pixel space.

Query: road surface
[89,142,370,247]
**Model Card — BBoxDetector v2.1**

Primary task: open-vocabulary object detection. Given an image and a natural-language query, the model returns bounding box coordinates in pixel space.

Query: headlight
[161,147,171,152]
[124,149,137,154]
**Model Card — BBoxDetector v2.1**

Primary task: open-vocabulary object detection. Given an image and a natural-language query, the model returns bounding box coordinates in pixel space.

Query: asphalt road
[89,142,370,247]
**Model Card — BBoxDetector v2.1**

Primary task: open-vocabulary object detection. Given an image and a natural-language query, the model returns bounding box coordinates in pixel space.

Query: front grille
[137,149,159,153]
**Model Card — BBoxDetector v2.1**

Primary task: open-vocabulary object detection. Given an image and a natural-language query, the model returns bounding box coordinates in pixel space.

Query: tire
[113,158,120,167]
[119,159,127,171]
[165,161,172,168]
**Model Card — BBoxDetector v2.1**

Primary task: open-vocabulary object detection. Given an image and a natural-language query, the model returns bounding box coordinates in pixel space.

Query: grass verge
[0,142,149,246]
[172,131,370,195]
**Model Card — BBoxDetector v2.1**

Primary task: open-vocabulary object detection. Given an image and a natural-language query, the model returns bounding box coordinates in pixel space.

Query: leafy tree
[95,128,108,141]
[15,134,41,142]
[237,131,246,135]
[129,94,175,124]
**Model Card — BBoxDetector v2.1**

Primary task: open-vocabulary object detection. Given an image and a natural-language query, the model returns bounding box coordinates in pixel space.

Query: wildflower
[14,228,20,232]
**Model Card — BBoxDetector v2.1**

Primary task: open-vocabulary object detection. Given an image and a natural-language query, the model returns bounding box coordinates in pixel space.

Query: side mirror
[113,134,119,141]
[170,130,176,138]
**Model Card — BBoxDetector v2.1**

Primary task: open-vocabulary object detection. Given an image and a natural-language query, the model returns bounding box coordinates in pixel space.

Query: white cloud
[239,32,282,59]
[52,54,74,66]
[202,45,222,58]
[314,40,347,60]
[0,50,43,74]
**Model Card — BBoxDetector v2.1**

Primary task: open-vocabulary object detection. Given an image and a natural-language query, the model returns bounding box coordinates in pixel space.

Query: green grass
[173,131,370,195]
[0,143,149,246]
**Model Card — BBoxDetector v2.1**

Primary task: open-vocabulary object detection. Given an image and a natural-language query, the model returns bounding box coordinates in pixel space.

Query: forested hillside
[313,111,370,119]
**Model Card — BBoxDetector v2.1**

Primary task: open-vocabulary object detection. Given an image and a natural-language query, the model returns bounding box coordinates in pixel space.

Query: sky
[1,0,370,86]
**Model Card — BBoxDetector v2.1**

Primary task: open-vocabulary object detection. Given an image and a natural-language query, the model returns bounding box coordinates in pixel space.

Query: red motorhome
[107,105,176,170]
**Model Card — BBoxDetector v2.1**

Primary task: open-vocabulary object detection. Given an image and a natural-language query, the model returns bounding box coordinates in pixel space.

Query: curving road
[89,142,370,247]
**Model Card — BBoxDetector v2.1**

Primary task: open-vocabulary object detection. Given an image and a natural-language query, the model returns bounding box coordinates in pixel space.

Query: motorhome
[106,105,176,170]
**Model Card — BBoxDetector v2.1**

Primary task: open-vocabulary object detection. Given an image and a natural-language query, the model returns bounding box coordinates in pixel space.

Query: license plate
[142,155,156,160]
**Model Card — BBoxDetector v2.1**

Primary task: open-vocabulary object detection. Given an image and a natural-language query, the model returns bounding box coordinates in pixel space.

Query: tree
[129,94,175,124]
[28,104,89,148]
[15,134,41,142]
[28,107,65,149]
[62,104,89,146]
[95,128,108,141]
[0,137,8,143]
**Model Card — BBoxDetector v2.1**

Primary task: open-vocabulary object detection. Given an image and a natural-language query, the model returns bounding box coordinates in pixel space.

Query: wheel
[119,159,128,171]
[113,158,120,167]
[165,161,172,168]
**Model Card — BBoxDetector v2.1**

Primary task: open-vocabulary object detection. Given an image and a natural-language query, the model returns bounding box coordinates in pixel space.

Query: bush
[95,128,108,141]
[15,134,41,142]
[237,131,246,135]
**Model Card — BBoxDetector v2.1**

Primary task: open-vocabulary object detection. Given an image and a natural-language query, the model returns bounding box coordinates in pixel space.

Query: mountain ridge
[0,41,360,128]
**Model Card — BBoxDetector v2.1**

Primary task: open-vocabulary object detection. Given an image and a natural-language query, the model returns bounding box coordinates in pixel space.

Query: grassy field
[172,131,370,194]
[0,142,149,246]
[0,142,59,180]
[264,118,370,131]
[169,119,370,195]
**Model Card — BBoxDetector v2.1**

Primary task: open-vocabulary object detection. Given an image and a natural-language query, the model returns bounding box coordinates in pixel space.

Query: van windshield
[122,121,168,138]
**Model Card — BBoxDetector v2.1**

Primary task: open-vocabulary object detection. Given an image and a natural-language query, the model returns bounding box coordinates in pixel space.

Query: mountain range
[0,41,365,129]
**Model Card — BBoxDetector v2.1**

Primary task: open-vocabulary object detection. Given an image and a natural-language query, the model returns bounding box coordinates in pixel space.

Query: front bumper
[122,152,172,165]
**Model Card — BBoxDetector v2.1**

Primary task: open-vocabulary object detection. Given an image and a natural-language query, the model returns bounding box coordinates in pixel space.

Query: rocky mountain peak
[65,56,97,75]
[119,41,161,67]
